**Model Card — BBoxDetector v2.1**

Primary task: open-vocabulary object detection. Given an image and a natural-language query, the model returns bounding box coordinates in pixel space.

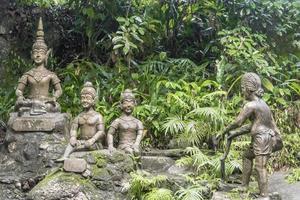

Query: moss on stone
[91,165,111,181]
[31,169,95,193]
[109,150,126,163]
[90,151,107,167]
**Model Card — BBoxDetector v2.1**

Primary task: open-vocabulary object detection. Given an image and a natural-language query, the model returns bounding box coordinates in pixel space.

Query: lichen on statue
[107,89,144,154]
[15,17,62,116]
[56,82,105,162]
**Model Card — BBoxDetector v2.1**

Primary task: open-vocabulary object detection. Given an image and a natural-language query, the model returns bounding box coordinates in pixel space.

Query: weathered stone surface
[27,150,133,200]
[0,129,67,199]
[8,112,70,134]
[167,164,191,175]
[10,117,55,132]
[63,158,87,173]
[28,172,104,200]
[142,148,185,158]
[141,156,175,172]
[269,171,300,200]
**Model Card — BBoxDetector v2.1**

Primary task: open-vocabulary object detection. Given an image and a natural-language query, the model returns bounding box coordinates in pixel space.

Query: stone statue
[15,17,62,116]
[221,72,282,198]
[8,17,69,133]
[107,89,144,154]
[57,82,105,161]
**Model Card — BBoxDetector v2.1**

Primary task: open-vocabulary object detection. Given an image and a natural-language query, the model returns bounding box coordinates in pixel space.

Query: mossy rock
[109,150,127,163]
[92,166,111,181]
[28,170,104,200]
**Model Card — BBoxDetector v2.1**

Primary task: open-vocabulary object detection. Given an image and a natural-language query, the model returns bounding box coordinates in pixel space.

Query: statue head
[80,82,97,109]
[120,89,136,115]
[31,17,50,66]
[241,72,264,99]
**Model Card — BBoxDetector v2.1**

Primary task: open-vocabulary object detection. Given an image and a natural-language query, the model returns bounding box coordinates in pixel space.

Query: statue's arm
[16,75,28,99]
[89,115,105,144]
[107,119,119,149]
[224,103,253,135]
[134,121,144,147]
[69,117,79,146]
[227,123,252,140]
[51,74,62,99]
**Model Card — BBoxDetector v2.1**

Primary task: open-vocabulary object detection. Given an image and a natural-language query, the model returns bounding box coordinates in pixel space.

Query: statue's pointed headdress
[32,17,48,51]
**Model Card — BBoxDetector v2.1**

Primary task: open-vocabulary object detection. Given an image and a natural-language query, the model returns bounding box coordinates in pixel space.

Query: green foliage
[128,171,171,200]
[175,185,207,200]
[286,168,300,184]
[144,188,174,200]
[176,146,242,179]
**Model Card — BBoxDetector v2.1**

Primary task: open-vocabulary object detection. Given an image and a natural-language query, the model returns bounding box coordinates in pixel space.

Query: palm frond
[162,116,185,136]
[175,185,206,200]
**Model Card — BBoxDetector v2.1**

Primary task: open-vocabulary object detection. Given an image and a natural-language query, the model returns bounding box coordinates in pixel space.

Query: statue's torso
[113,116,142,145]
[20,68,60,100]
[77,111,102,140]
[250,99,276,135]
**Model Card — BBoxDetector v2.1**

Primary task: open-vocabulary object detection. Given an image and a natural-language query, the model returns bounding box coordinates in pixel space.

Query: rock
[211,191,231,200]
[0,25,7,35]
[92,167,111,181]
[142,149,185,158]
[141,156,175,172]
[28,172,104,200]
[63,158,87,173]
[86,154,96,164]
[23,142,39,160]
[167,164,191,175]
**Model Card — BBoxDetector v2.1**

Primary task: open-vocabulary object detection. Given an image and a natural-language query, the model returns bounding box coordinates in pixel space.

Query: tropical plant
[286,168,300,184]
[128,171,170,200]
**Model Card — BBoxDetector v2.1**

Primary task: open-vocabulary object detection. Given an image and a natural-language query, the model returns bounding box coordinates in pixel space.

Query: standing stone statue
[221,72,282,198]
[107,89,144,154]
[8,17,69,133]
[57,82,105,161]
[15,17,62,116]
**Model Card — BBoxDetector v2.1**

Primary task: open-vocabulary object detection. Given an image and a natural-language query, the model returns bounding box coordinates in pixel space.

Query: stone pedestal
[0,130,68,199]
[8,112,70,135]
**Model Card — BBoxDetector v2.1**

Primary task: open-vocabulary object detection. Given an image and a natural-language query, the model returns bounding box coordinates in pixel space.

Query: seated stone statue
[15,17,62,116]
[57,82,105,161]
[107,89,144,154]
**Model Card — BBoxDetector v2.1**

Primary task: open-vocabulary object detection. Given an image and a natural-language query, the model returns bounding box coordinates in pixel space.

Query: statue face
[241,85,251,100]
[32,49,47,65]
[121,99,135,115]
[81,93,94,109]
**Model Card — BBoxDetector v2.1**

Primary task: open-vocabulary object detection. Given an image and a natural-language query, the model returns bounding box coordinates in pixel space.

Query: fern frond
[175,185,206,200]
[144,188,174,200]
[162,116,185,135]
